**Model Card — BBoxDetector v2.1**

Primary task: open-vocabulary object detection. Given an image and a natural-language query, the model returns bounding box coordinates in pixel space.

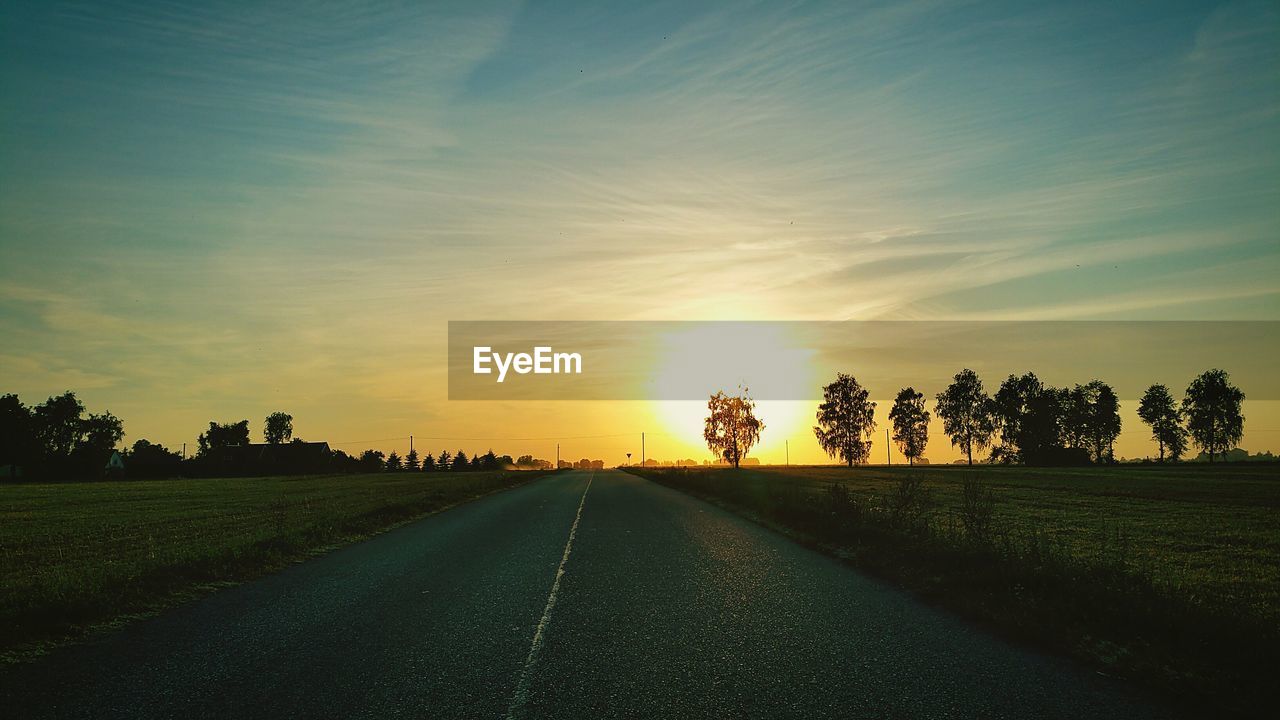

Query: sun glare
[651,325,817,462]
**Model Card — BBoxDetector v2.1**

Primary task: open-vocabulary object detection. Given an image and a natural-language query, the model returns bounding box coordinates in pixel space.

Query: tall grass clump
[959,474,995,542]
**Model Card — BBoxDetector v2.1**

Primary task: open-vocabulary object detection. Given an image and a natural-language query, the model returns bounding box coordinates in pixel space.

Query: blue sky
[1,0,1277,458]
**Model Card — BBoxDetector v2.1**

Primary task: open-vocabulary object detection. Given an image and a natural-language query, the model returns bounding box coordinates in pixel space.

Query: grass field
[0,469,552,662]
[627,463,1280,717]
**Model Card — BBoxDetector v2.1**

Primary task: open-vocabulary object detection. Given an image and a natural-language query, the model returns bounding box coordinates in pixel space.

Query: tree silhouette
[1062,385,1091,452]
[452,450,469,471]
[127,439,179,463]
[33,391,86,462]
[889,386,929,465]
[359,449,384,472]
[438,450,452,470]
[125,438,182,477]
[703,386,764,469]
[1183,369,1244,463]
[198,420,250,456]
[813,373,876,466]
[422,452,435,472]
[2,392,127,478]
[991,373,1044,463]
[405,448,420,471]
[1087,381,1122,464]
[1164,417,1188,462]
[515,454,551,469]
[264,412,293,444]
[935,369,994,465]
[1138,384,1187,462]
[386,451,403,472]
[1020,386,1072,466]
[0,394,35,479]
[78,411,124,470]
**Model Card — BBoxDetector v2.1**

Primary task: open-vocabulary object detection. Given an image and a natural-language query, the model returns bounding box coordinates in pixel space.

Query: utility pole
[181,442,186,460]
[886,428,891,466]
[786,440,789,467]
[641,432,645,468]
[410,435,413,454]
[556,443,560,468]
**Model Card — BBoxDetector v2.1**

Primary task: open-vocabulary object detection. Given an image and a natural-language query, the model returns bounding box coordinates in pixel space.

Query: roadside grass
[626,463,1280,718]
[0,470,552,662]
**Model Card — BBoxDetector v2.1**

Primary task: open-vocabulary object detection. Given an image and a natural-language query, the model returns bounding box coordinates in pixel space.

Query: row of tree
[0,399,318,479]
[703,368,1246,468]
[927,367,1243,465]
[1,392,124,479]
[926,370,1127,466]
[0,393,559,480]
[355,449,555,473]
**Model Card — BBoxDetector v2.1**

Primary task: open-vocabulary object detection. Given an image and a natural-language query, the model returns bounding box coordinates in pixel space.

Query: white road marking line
[505,471,594,720]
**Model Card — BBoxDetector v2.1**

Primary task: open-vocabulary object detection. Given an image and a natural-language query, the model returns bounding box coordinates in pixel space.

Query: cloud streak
[1,0,1277,456]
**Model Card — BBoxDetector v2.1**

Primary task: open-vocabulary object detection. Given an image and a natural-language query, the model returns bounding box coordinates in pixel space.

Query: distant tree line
[803,368,1245,466]
[1,392,124,480]
[0,394,556,481]
[350,449,557,473]
[702,368,1248,468]
[561,458,605,470]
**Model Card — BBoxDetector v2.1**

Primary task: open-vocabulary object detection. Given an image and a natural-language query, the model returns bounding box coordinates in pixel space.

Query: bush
[960,474,996,541]
[823,481,852,511]
[888,475,929,527]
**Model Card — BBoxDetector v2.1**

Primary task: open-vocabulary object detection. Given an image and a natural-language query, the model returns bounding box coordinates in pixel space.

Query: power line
[327,432,655,446]
[327,436,412,446]
[408,432,640,442]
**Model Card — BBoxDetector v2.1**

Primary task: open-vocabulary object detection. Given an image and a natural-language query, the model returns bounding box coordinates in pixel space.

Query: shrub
[960,474,996,541]
[888,475,929,527]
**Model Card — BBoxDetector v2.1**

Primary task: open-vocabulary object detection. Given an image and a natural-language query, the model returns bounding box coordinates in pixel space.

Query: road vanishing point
[1,470,1172,719]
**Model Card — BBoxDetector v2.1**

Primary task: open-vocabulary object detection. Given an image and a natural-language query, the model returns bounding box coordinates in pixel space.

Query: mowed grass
[630,463,1280,717]
[0,470,551,661]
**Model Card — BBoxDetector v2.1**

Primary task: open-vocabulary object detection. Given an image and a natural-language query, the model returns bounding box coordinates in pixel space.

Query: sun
[649,324,817,463]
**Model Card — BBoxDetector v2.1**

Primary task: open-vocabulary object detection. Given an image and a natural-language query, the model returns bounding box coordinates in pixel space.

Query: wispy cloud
[1,0,1277,454]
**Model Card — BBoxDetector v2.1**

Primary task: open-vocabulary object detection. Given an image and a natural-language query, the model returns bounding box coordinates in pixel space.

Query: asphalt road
[1,470,1172,719]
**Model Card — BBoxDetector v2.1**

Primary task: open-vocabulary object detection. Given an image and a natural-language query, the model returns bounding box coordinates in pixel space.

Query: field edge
[0,470,558,666]
[623,465,1278,720]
